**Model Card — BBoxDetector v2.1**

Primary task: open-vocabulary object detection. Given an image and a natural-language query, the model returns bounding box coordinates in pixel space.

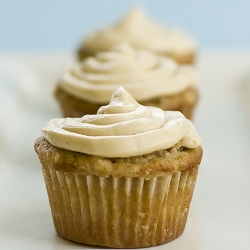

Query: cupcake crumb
[142,225,149,230]
[54,153,60,161]
[139,212,146,218]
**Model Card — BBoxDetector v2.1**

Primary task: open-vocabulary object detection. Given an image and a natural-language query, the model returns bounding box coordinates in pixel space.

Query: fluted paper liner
[41,163,199,248]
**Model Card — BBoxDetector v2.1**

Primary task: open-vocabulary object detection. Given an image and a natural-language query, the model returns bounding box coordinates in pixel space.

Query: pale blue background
[1,0,250,52]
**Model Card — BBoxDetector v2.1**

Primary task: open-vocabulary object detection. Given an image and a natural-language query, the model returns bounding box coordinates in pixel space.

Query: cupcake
[78,8,196,64]
[35,87,203,248]
[55,44,199,119]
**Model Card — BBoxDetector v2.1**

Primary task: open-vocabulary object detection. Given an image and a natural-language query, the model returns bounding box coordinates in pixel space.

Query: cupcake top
[43,87,201,158]
[81,7,195,58]
[58,44,198,104]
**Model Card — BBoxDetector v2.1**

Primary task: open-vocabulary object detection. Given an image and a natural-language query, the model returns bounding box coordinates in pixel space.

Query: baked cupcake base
[54,86,199,120]
[35,137,202,248]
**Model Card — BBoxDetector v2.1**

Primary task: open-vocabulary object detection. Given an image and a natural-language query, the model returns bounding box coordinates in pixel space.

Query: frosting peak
[83,7,195,55]
[118,7,146,31]
[43,88,201,158]
[98,86,140,113]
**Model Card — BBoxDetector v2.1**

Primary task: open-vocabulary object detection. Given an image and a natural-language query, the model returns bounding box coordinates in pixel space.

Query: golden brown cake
[77,8,196,64]
[35,87,203,248]
[55,44,199,119]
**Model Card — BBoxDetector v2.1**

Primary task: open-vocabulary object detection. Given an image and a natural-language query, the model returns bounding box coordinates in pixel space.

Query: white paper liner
[42,165,198,248]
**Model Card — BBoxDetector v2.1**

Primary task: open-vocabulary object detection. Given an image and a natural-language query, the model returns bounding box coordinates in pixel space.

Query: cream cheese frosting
[43,87,201,158]
[59,44,198,103]
[82,7,196,56]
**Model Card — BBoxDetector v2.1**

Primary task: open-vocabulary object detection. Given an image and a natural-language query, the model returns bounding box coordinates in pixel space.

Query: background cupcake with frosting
[55,43,199,119]
[77,8,196,64]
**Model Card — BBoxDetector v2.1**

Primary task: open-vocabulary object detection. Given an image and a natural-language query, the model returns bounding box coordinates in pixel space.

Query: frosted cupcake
[35,87,203,248]
[78,8,196,64]
[55,44,199,119]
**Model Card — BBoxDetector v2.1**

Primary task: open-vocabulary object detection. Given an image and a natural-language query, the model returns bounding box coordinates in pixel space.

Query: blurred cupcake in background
[55,44,199,119]
[78,7,197,64]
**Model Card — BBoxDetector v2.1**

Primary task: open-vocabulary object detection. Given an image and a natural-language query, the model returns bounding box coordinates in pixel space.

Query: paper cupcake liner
[42,165,199,248]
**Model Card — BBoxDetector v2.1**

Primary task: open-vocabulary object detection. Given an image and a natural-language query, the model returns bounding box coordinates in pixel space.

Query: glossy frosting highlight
[43,87,201,158]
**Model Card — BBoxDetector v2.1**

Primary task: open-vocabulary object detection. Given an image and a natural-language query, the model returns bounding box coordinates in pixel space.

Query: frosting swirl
[59,44,198,103]
[82,8,195,56]
[43,87,201,158]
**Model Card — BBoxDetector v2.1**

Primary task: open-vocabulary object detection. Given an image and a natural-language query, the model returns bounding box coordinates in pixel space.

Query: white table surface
[1,51,250,249]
